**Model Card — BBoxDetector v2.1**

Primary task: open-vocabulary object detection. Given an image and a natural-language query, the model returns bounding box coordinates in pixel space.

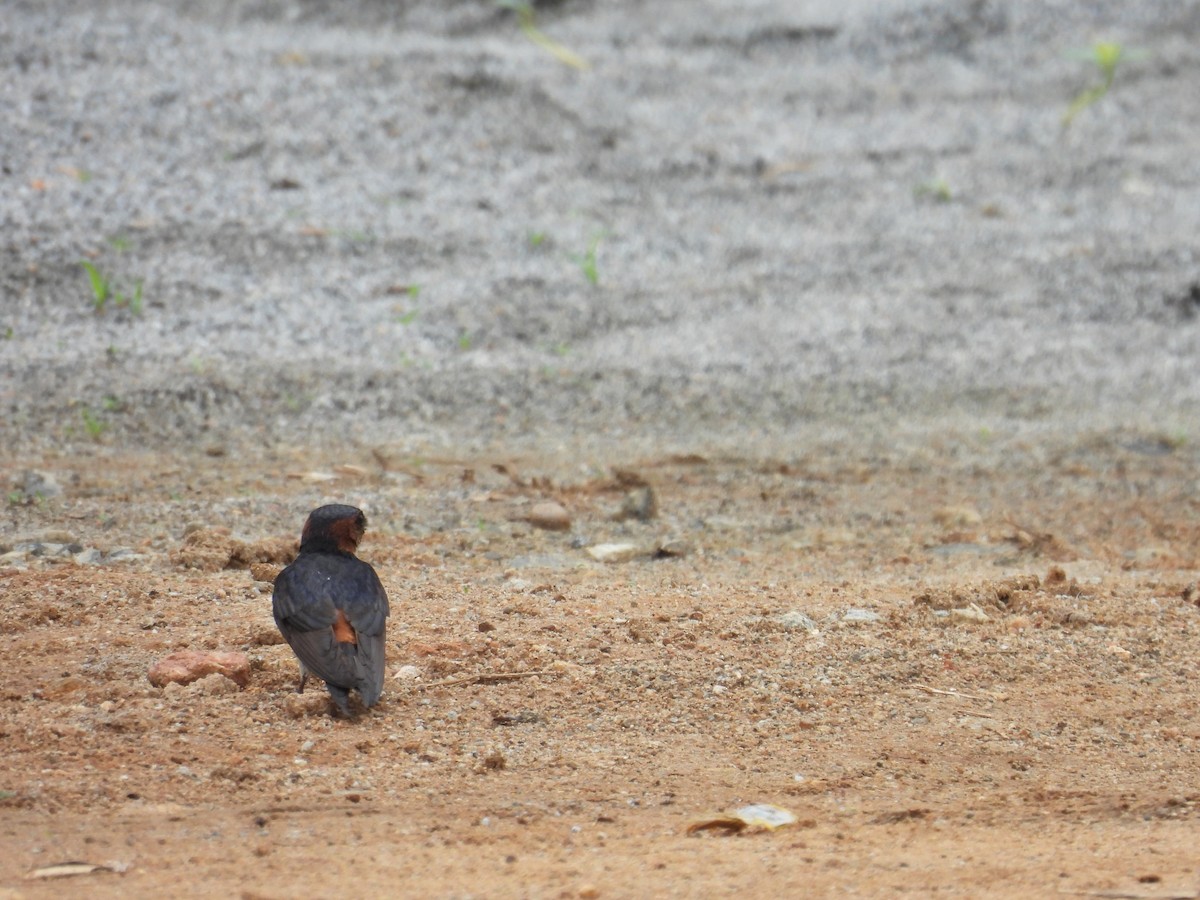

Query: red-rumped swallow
[272,504,389,716]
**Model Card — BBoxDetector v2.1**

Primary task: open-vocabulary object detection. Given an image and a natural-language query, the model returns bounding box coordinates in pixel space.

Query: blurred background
[3,0,1199,456]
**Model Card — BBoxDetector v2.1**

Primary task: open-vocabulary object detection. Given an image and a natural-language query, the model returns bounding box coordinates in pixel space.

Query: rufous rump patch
[332,609,358,645]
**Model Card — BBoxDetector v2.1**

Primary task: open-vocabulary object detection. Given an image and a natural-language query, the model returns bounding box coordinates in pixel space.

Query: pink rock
[148,650,250,689]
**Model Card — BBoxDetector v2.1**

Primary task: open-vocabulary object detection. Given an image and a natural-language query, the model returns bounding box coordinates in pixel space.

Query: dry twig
[911,683,992,703]
[421,670,559,689]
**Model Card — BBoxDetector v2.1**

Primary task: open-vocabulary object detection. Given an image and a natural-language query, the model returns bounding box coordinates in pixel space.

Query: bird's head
[300,504,367,555]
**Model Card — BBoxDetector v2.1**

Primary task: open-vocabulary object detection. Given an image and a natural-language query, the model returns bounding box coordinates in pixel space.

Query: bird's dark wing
[339,562,389,636]
[355,630,387,707]
[272,557,336,632]
[340,562,389,706]
[272,554,389,703]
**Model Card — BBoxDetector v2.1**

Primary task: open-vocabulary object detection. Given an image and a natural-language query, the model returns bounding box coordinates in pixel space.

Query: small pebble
[842,608,882,624]
[148,650,251,688]
[587,543,642,563]
[778,610,819,631]
[528,501,571,531]
[949,605,990,623]
[15,470,62,500]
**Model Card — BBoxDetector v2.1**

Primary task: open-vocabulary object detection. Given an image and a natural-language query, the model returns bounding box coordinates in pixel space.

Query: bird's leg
[296,662,309,694]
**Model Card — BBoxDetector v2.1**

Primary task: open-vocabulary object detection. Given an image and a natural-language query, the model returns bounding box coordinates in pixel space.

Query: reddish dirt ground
[3,432,1200,898]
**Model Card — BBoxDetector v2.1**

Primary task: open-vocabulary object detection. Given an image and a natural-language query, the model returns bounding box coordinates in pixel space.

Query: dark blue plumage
[272,505,389,715]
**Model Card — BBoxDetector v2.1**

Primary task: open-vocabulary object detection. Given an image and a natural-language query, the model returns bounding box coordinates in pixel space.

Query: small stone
[528,501,571,531]
[106,548,144,563]
[14,470,62,501]
[294,471,338,483]
[586,542,642,563]
[578,886,601,899]
[842,608,882,624]
[393,665,422,680]
[148,650,251,688]
[777,611,819,632]
[949,605,990,623]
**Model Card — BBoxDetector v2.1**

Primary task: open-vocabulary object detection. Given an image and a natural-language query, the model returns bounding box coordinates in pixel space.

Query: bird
[272,504,389,716]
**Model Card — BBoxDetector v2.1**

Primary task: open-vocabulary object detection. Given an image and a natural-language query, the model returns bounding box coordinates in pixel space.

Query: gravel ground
[4,0,1200,455]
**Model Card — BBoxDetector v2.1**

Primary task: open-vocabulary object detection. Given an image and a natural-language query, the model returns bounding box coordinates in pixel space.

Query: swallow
[272,504,389,716]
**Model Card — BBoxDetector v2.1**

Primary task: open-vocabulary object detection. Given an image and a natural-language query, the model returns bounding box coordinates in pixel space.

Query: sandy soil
[3,434,1200,897]
[4,0,1200,897]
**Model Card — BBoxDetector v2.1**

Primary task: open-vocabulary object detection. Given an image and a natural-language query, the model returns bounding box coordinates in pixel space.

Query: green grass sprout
[1063,41,1146,126]
[81,407,106,441]
[81,261,144,314]
[571,232,607,286]
[394,285,421,325]
[81,260,109,310]
[914,178,953,202]
[496,1,589,70]
[126,281,144,315]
